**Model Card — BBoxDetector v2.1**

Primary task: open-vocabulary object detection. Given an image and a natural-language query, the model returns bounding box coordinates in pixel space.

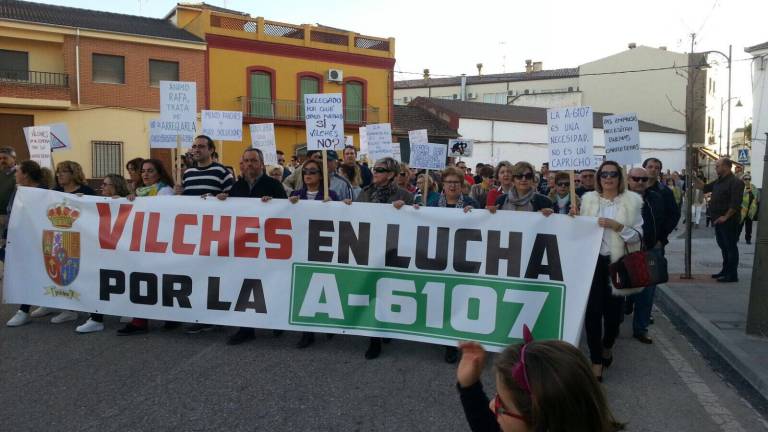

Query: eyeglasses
[373,167,390,173]
[302,169,320,175]
[600,171,620,179]
[556,182,570,187]
[513,173,534,180]
[493,394,526,422]
[630,176,649,182]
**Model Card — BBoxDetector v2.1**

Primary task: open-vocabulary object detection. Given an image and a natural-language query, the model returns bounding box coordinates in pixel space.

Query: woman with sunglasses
[572,161,643,381]
[456,339,624,432]
[347,157,414,359]
[289,159,340,348]
[548,171,578,215]
[490,162,552,214]
[395,162,418,195]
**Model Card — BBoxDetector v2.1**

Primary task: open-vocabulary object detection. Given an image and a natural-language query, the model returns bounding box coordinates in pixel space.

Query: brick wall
[62,36,205,110]
[0,82,70,100]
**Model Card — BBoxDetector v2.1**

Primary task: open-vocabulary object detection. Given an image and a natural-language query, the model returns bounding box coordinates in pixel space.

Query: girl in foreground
[456,337,624,432]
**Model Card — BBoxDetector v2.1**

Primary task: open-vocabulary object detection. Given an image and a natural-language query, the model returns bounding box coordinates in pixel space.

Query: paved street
[1,228,767,431]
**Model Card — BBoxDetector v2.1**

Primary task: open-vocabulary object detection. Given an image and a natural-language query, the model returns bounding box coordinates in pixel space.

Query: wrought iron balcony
[0,69,69,87]
[239,97,380,125]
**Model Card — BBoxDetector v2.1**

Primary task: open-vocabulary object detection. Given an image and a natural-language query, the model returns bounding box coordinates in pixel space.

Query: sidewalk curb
[656,284,768,401]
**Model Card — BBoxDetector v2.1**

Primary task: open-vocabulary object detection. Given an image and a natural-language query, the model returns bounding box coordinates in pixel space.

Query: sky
[30,0,768,130]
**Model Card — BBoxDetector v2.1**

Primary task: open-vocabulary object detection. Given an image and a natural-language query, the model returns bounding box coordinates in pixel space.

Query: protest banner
[249,123,278,165]
[304,93,344,151]
[44,123,71,151]
[448,138,474,158]
[409,142,447,170]
[365,123,394,162]
[148,118,195,149]
[5,187,603,351]
[22,126,52,169]
[602,113,640,165]
[547,106,594,171]
[201,110,243,142]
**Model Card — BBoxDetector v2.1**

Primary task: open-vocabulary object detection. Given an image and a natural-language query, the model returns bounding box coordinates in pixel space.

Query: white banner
[547,106,594,170]
[603,113,641,165]
[304,93,344,150]
[22,126,52,169]
[4,188,603,351]
[249,123,278,166]
[201,110,243,141]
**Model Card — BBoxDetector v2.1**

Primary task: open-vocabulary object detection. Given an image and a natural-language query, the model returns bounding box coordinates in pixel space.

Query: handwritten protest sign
[22,126,52,169]
[448,138,474,157]
[409,142,447,170]
[250,123,278,165]
[304,93,344,150]
[547,106,594,170]
[201,110,243,141]
[160,81,196,124]
[408,129,428,147]
[366,123,394,162]
[148,118,195,148]
[603,113,640,165]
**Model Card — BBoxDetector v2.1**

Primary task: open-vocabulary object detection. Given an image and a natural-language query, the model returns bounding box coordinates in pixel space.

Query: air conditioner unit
[467,92,477,100]
[328,69,344,82]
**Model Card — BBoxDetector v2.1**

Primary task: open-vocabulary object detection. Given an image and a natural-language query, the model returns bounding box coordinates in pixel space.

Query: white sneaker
[50,310,78,324]
[120,316,132,323]
[6,310,30,327]
[75,318,104,333]
[30,306,54,318]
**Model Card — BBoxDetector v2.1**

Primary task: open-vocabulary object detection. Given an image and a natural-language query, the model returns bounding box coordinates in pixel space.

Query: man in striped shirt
[175,135,234,197]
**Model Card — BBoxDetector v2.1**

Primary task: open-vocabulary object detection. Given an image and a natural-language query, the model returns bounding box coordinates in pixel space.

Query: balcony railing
[0,69,69,87]
[239,97,380,125]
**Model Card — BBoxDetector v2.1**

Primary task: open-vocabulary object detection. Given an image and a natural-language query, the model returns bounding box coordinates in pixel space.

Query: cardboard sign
[603,113,640,165]
[448,138,474,157]
[409,142,447,170]
[149,118,195,149]
[366,123,394,162]
[22,126,52,169]
[201,110,243,141]
[250,123,278,166]
[547,106,594,170]
[304,93,344,150]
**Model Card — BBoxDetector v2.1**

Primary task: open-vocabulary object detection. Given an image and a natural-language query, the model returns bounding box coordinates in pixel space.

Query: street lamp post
[719,96,743,157]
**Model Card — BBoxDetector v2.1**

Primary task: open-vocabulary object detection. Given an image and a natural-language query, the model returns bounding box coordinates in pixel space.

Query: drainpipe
[75,28,81,105]
[491,120,495,158]
[460,74,467,101]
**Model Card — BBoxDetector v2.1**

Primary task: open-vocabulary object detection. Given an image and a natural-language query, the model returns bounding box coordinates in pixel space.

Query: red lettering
[145,212,168,253]
[265,218,292,259]
[172,214,197,255]
[130,212,145,252]
[234,216,260,258]
[200,215,231,256]
[97,203,132,250]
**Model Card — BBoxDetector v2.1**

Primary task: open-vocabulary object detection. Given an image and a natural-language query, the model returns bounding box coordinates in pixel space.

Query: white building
[746,41,768,187]
[410,97,686,170]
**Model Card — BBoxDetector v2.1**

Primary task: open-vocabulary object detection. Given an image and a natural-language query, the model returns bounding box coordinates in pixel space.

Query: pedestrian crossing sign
[738,149,750,165]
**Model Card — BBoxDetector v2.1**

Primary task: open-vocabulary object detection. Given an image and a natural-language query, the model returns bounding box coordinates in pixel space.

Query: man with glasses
[575,168,596,197]
[176,135,234,197]
[626,167,667,344]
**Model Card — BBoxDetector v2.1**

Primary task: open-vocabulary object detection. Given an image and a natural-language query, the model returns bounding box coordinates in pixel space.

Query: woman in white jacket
[573,161,643,382]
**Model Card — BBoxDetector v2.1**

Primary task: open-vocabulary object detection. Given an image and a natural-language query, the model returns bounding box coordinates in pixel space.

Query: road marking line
[652,326,748,432]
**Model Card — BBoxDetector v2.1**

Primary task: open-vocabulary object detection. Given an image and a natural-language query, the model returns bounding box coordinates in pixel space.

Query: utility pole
[745,132,768,337]
[683,33,696,279]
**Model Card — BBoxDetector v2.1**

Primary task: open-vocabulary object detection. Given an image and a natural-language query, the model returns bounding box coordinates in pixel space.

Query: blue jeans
[714,217,740,278]
[630,285,656,336]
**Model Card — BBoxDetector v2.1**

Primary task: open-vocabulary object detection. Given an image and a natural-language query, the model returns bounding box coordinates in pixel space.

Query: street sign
[738,148,750,165]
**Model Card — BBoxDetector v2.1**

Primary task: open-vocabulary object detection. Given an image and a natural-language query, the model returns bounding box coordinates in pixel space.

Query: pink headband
[511,325,534,393]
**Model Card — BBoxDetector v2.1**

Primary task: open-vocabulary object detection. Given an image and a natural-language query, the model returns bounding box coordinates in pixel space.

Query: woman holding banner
[348,157,414,360]
[485,161,513,208]
[125,158,144,193]
[573,160,643,382]
[289,159,340,348]
[490,162,552,214]
[75,174,131,333]
[117,159,176,335]
[548,172,579,215]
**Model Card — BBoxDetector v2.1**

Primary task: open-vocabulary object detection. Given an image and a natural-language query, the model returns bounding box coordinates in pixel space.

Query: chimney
[628,42,637,49]
[476,63,483,76]
[460,74,467,101]
[532,61,543,72]
[659,46,667,51]
[525,59,533,73]
[423,68,430,80]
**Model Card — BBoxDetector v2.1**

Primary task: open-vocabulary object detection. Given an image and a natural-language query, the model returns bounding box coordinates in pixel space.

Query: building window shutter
[92,54,125,84]
[249,71,273,117]
[299,76,319,119]
[149,60,179,86]
[92,141,123,178]
[345,81,363,124]
[0,49,29,81]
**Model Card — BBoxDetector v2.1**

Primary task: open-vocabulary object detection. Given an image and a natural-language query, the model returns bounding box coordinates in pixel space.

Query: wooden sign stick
[322,149,330,199]
[175,134,182,186]
[569,170,577,210]
[423,169,429,205]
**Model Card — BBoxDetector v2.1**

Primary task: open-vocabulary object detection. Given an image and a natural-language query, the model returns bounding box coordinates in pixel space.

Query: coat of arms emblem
[42,201,81,286]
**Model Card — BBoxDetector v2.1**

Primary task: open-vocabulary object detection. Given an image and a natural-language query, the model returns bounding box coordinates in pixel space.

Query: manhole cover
[712,321,745,330]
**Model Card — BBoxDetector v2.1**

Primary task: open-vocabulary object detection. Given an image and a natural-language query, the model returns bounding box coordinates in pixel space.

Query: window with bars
[92,141,123,178]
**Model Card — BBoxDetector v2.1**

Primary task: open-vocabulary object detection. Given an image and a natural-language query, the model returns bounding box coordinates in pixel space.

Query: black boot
[297,332,315,349]
[444,346,459,363]
[365,337,382,359]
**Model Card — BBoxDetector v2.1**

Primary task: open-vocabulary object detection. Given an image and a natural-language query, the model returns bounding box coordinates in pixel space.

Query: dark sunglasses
[630,176,649,182]
[600,171,620,179]
[556,182,570,187]
[302,169,320,175]
[373,167,390,173]
[513,173,534,180]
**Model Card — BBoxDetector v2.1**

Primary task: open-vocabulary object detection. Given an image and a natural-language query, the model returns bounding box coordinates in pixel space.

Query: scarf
[437,193,465,208]
[136,182,168,197]
[505,188,535,211]
[369,181,399,204]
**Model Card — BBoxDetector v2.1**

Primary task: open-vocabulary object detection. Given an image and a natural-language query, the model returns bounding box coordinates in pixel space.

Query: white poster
[159,81,197,125]
[250,123,278,166]
[5,187,603,352]
[304,93,344,150]
[44,123,71,151]
[547,106,594,170]
[408,129,428,147]
[148,118,195,149]
[201,110,243,141]
[366,123,394,162]
[22,126,52,169]
[448,138,474,157]
[603,113,641,165]
[409,142,447,170]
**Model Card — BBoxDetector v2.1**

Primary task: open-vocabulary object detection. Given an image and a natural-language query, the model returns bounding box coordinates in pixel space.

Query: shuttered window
[92,54,125,84]
[345,81,363,124]
[298,76,319,119]
[149,60,179,86]
[0,49,29,81]
[249,71,273,117]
